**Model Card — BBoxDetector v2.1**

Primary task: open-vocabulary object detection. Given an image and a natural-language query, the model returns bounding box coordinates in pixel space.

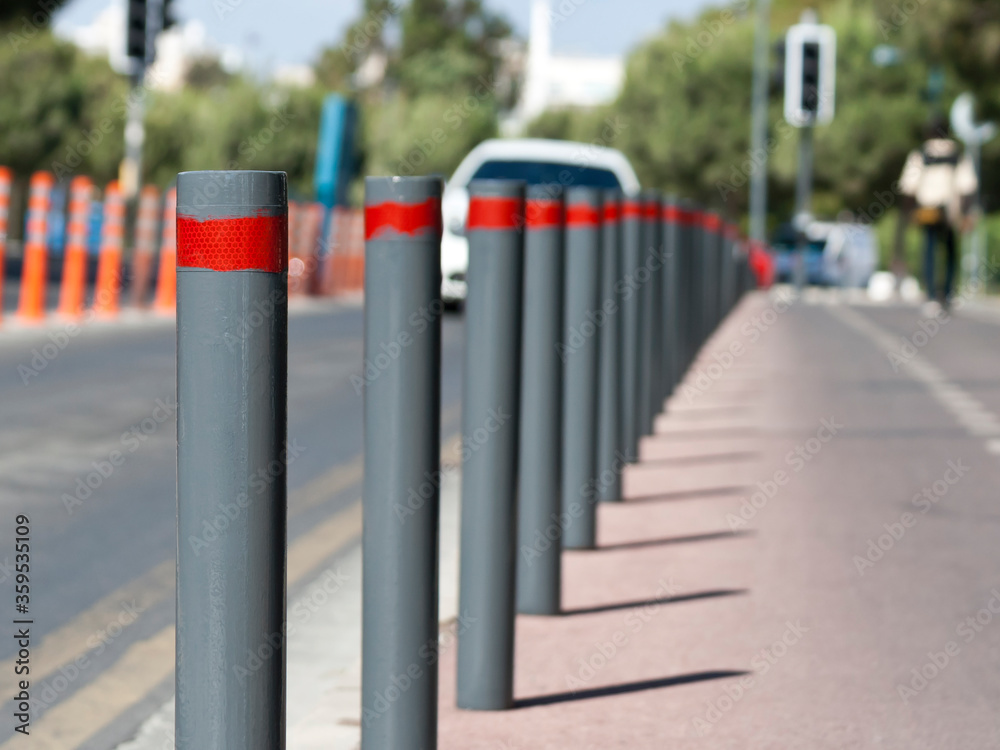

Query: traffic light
[801,41,820,114]
[126,0,147,61]
[162,0,177,30]
[783,22,836,127]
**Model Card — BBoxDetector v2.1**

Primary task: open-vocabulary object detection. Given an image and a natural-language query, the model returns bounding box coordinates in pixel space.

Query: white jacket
[899,138,977,228]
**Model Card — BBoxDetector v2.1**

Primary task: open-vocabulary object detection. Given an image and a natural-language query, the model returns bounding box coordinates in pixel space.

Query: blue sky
[54,0,714,68]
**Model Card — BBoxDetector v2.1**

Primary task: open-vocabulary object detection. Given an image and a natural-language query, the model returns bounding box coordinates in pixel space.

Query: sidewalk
[436,288,1000,748]
[438,291,775,748]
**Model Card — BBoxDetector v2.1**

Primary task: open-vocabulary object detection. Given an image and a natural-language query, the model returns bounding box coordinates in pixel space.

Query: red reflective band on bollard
[177,215,288,273]
[526,200,562,229]
[623,200,642,219]
[364,199,442,240]
[663,205,681,223]
[642,202,660,222]
[703,213,722,232]
[467,196,524,230]
[603,203,620,223]
[566,204,600,227]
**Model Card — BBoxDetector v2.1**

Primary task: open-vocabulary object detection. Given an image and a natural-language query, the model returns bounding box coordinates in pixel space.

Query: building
[506,0,625,134]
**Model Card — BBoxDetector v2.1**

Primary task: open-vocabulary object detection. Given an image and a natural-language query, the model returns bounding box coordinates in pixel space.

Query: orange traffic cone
[153,187,177,315]
[92,181,125,318]
[17,171,55,322]
[0,167,12,323]
[129,185,160,308]
[57,176,94,319]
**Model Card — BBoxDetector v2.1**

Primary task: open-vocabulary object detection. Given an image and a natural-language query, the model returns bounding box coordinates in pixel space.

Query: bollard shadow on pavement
[592,528,755,552]
[636,450,761,467]
[513,670,751,708]
[625,484,750,503]
[560,587,748,616]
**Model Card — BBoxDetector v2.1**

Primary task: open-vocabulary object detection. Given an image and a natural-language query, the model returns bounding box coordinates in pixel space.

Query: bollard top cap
[468,179,525,199]
[565,185,601,206]
[526,183,563,201]
[177,171,287,218]
[467,181,525,231]
[365,176,442,206]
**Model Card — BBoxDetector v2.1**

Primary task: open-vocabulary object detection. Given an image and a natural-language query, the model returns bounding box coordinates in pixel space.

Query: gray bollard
[620,197,642,462]
[721,223,736,318]
[675,202,693,376]
[457,179,525,710]
[688,204,703,364]
[176,170,288,750]
[638,190,660,437]
[661,197,680,396]
[561,186,602,550]
[361,176,443,749]
[700,211,715,342]
[597,190,622,502]
[517,185,564,615]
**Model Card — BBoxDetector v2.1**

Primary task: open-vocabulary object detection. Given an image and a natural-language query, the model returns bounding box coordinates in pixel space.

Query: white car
[817,221,879,287]
[440,138,642,306]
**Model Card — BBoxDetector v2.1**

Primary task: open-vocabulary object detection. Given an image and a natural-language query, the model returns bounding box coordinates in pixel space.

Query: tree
[1,0,69,30]
[0,31,127,184]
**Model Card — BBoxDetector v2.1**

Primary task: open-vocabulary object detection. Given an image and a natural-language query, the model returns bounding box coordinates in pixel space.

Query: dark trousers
[924,223,956,301]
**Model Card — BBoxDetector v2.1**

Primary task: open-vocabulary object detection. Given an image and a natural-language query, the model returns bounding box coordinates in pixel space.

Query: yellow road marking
[0,560,174,701]
[12,628,175,750]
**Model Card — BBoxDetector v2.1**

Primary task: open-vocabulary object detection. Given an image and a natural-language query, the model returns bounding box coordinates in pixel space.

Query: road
[0,298,465,748]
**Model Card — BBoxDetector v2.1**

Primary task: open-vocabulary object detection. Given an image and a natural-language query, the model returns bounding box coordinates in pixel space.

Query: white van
[440,138,642,305]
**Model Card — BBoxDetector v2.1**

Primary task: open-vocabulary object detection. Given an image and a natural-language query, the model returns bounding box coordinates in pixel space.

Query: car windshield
[469,160,622,189]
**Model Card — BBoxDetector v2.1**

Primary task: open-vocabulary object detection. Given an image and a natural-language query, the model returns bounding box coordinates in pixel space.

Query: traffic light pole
[121,74,146,202]
[749,0,770,245]
[793,124,813,291]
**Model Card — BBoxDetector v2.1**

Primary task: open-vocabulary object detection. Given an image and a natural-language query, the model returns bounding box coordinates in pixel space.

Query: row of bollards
[172,170,754,749]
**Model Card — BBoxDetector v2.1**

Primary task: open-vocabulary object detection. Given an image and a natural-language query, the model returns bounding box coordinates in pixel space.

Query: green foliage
[0,0,68,30]
[361,90,498,178]
[144,80,326,196]
[0,31,127,184]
